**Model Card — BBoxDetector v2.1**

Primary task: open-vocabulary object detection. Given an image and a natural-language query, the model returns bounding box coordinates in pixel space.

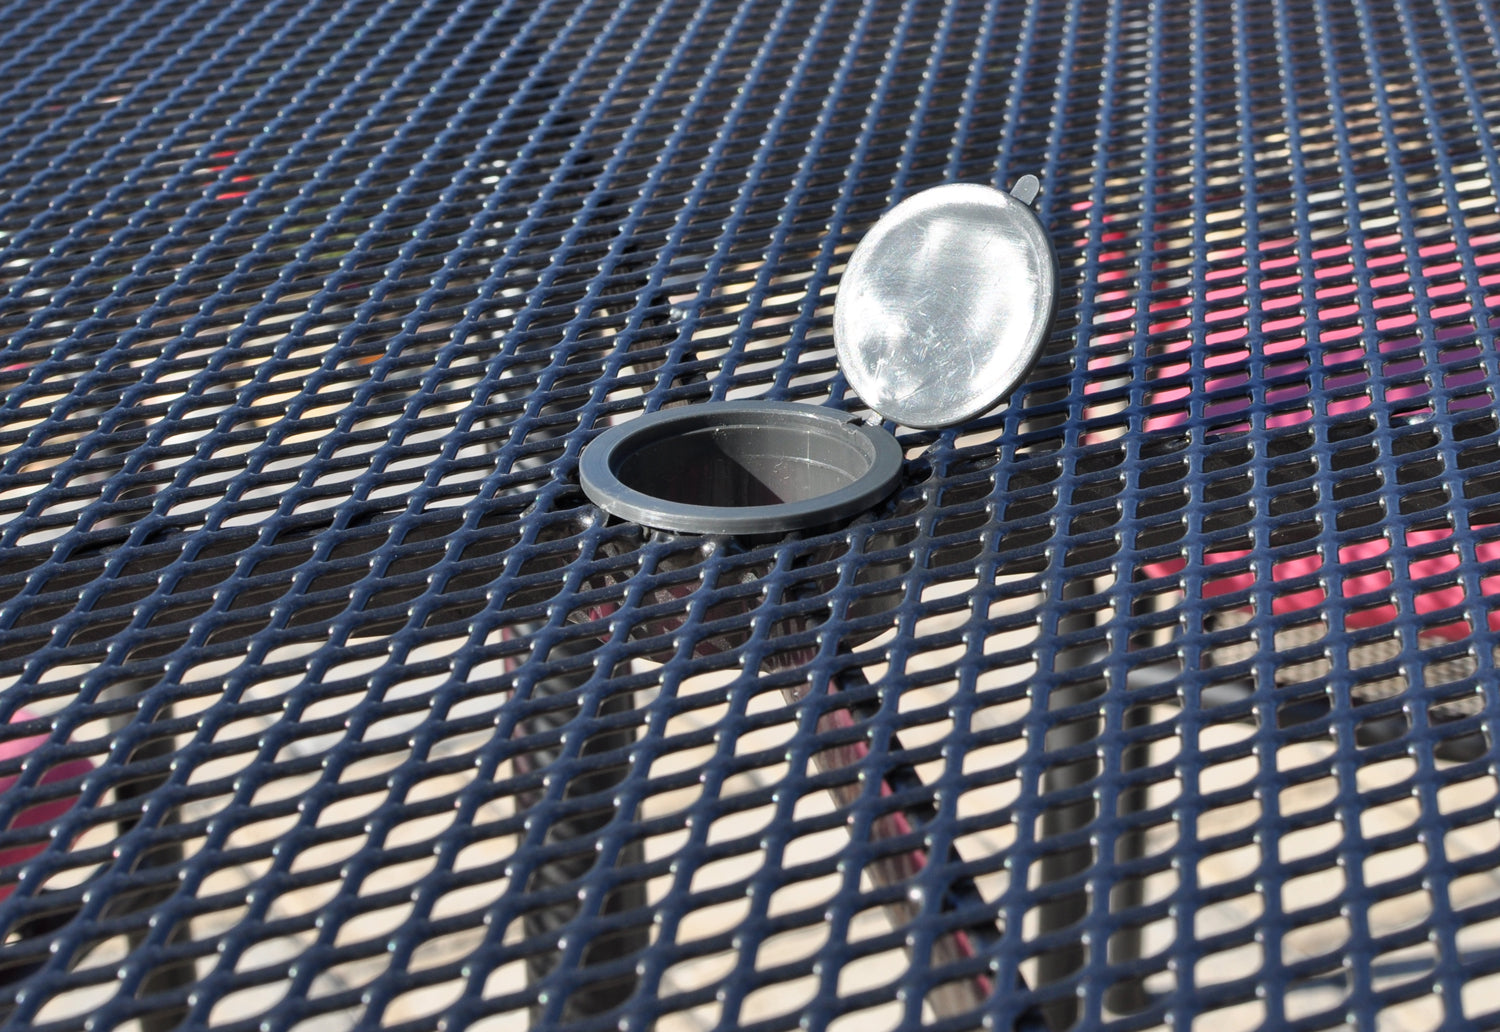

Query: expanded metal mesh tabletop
[4,0,1500,1029]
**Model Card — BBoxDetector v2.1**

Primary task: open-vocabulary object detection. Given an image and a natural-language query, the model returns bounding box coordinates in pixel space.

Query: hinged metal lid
[834,177,1058,430]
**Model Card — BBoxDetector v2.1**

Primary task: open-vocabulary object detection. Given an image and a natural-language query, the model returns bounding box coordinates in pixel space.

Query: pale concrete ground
[14,575,1500,1032]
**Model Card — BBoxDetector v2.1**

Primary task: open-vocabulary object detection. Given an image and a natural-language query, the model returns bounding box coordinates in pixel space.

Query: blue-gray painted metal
[0,1,1496,1030]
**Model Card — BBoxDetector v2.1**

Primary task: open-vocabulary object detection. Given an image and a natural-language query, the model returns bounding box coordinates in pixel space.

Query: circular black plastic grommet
[579,401,903,535]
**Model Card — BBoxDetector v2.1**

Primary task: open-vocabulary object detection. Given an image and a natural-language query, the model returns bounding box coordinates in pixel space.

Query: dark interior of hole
[613,424,872,508]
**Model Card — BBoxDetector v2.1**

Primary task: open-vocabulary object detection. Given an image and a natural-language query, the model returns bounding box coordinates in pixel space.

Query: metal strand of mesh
[4,1,1500,1031]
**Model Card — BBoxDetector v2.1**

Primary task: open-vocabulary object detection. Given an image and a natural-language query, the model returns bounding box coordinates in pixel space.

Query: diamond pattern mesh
[2,0,1500,1030]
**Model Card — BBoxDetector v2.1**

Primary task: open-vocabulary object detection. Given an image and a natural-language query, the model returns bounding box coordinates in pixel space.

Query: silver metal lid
[833,177,1057,430]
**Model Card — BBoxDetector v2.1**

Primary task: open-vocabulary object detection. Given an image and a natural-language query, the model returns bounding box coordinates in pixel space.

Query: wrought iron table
[3,1,1500,1030]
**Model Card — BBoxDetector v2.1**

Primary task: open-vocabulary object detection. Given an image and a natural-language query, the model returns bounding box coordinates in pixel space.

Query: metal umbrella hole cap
[579,401,903,535]
[580,177,1054,535]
